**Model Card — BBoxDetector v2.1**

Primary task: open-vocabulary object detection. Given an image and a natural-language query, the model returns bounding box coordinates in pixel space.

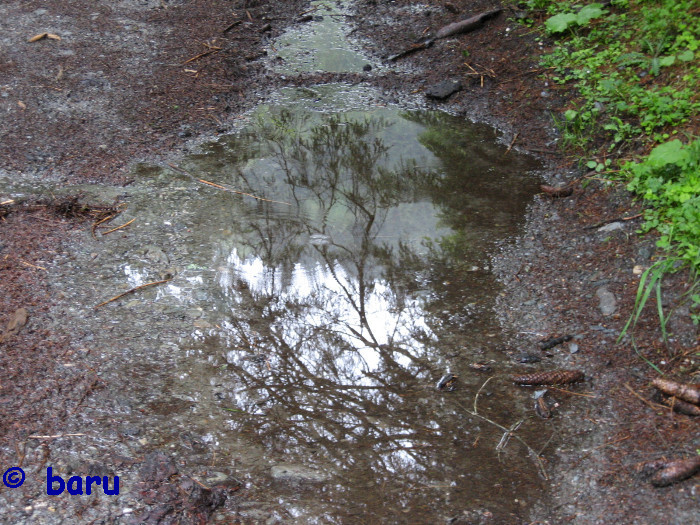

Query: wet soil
[1,0,697,523]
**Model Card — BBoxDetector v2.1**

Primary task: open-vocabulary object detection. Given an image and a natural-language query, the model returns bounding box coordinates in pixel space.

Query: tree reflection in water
[191,107,542,518]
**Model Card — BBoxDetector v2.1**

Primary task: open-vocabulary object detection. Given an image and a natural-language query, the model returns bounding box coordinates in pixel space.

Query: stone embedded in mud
[597,221,624,232]
[595,286,617,316]
[270,464,327,483]
[425,79,462,100]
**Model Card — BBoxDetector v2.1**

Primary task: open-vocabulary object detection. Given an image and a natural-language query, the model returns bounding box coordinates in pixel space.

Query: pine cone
[651,456,700,487]
[511,369,584,386]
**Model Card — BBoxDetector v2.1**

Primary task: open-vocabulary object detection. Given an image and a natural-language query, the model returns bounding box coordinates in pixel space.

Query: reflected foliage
[186,107,542,517]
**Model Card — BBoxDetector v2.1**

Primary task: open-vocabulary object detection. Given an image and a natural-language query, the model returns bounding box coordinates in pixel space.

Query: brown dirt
[1,0,697,523]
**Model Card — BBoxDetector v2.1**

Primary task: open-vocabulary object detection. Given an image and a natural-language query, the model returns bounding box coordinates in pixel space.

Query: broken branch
[95,279,172,309]
[388,9,502,62]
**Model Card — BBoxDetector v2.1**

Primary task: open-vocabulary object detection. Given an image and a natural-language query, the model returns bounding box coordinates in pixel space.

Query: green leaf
[659,55,676,67]
[647,139,687,167]
[677,50,695,62]
[546,13,577,34]
[587,160,598,169]
[576,4,606,26]
[564,109,578,121]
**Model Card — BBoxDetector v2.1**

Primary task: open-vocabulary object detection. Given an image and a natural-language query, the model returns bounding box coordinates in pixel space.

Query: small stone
[595,286,617,316]
[569,342,579,354]
[518,352,541,364]
[270,464,327,482]
[597,221,624,232]
[425,79,462,100]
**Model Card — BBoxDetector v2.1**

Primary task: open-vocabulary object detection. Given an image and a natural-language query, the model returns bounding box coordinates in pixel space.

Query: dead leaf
[28,32,60,42]
[0,308,29,344]
[18,101,26,110]
[28,32,48,42]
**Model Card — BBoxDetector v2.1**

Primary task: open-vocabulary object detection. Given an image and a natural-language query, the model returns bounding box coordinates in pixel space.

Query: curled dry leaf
[468,362,492,373]
[535,396,552,419]
[28,32,48,42]
[28,33,60,42]
[512,369,584,386]
[651,378,700,406]
[436,373,457,391]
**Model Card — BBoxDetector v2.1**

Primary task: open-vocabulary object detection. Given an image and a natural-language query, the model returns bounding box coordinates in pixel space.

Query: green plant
[619,139,700,336]
[587,158,612,172]
[545,3,608,34]
[522,0,700,340]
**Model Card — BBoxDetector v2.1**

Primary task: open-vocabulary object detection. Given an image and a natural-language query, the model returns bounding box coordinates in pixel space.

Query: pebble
[597,221,624,232]
[595,286,617,316]
[270,464,327,482]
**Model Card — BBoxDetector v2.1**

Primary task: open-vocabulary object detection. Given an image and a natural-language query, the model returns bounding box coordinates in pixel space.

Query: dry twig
[95,279,172,309]
[101,218,135,235]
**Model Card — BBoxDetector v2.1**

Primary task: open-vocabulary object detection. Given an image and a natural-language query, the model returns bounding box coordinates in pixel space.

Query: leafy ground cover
[515,0,700,328]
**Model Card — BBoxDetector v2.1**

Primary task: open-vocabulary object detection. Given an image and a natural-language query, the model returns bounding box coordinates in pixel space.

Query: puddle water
[270,1,371,74]
[41,83,547,522]
[7,5,559,522]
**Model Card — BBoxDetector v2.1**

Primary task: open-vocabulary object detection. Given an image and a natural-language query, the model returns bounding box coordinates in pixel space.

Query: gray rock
[597,221,624,232]
[595,286,617,316]
[270,464,327,483]
[425,79,462,100]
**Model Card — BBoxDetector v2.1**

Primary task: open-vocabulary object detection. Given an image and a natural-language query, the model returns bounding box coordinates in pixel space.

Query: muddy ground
[1,0,697,523]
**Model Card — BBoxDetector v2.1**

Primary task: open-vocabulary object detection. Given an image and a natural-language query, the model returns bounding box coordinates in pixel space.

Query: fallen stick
[584,213,643,230]
[91,212,120,238]
[388,8,502,61]
[182,49,220,65]
[198,179,291,206]
[95,279,172,309]
[505,133,519,154]
[167,163,292,206]
[19,260,48,271]
[435,9,503,39]
[539,334,572,350]
[387,40,433,62]
[623,382,666,411]
[222,19,242,33]
[101,218,135,235]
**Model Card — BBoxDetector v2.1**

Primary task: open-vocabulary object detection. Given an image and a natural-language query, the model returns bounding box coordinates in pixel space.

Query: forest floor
[1,0,697,523]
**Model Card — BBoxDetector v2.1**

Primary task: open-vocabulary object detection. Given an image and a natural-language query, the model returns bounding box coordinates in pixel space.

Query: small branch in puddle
[94,278,172,309]
[457,380,549,480]
[167,163,292,206]
[198,178,292,206]
[101,218,135,235]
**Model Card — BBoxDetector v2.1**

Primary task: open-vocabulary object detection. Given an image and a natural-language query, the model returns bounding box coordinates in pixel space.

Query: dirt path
[1,1,697,523]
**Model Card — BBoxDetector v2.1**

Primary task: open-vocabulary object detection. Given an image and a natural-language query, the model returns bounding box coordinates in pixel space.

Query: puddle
[269,1,371,74]
[39,83,550,522]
